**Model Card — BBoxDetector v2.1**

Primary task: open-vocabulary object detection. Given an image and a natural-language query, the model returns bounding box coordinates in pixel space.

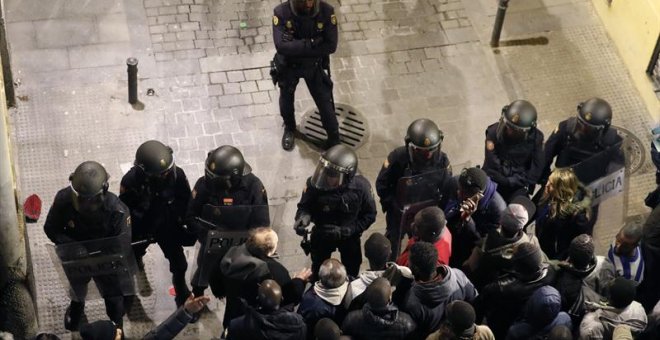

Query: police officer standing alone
[186,145,269,318]
[44,161,131,330]
[542,98,624,225]
[294,145,377,277]
[376,119,452,260]
[482,100,544,202]
[119,141,193,308]
[272,0,340,151]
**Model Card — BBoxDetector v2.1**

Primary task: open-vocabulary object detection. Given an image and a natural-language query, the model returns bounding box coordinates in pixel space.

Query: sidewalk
[4,0,654,338]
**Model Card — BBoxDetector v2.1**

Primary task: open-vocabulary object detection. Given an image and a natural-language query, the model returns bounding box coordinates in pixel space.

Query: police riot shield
[567,140,625,206]
[47,231,138,302]
[192,205,270,287]
[395,169,449,210]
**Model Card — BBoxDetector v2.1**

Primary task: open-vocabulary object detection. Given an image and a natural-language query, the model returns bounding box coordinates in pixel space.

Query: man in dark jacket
[475,242,557,339]
[228,279,307,340]
[220,227,311,333]
[444,167,506,268]
[507,286,572,340]
[639,203,660,312]
[401,242,478,338]
[44,161,132,330]
[342,277,416,339]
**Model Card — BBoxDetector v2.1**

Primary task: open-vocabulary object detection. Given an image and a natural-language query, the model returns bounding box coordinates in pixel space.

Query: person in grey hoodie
[579,277,648,340]
[401,241,478,338]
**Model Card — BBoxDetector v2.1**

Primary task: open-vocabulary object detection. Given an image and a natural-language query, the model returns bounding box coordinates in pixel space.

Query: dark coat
[297,285,349,336]
[228,306,306,340]
[506,286,572,340]
[273,1,338,60]
[341,303,417,340]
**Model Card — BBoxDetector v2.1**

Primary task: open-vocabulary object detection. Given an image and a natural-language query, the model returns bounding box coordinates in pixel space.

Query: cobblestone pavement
[4,0,656,338]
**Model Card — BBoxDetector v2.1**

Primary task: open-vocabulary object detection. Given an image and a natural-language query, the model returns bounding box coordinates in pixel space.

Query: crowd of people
[20,91,660,340]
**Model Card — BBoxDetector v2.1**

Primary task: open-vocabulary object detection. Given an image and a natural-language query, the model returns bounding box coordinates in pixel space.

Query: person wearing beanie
[465,196,545,289]
[507,286,572,340]
[426,300,494,340]
[580,278,648,339]
[553,234,615,326]
[401,242,477,338]
[444,167,506,268]
[475,242,556,339]
[346,233,413,309]
[341,278,417,339]
[536,168,594,260]
[396,207,452,267]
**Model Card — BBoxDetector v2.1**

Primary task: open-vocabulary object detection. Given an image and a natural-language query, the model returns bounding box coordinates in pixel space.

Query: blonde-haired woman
[536,168,594,260]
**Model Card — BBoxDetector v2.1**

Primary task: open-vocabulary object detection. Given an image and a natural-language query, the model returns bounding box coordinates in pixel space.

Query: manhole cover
[614,126,645,174]
[299,103,369,149]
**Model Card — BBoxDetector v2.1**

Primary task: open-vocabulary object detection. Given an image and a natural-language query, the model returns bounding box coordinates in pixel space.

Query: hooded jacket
[227,305,306,340]
[342,303,417,340]
[536,184,594,260]
[506,286,572,340]
[579,301,648,340]
[401,265,478,337]
[298,281,350,333]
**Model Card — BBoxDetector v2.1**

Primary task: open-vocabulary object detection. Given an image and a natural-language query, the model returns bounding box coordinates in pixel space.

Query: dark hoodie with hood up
[227,304,307,340]
[507,285,572,340]
[342,303,417,340]
[401,265,477,338]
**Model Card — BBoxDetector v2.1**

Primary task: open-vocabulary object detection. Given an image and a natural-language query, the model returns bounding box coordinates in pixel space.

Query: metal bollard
[127,58,138,105]
[490,0,510,47]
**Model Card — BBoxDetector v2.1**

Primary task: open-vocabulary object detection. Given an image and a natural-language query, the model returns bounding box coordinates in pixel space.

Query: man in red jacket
[396,206,452,267]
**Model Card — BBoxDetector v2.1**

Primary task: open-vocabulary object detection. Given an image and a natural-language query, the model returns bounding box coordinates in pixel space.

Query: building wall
[591,0,660,120]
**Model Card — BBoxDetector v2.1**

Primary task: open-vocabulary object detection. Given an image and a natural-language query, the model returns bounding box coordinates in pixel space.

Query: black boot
[173,273,191,308]
[64,301,85,331]
[282,127,295,151]
[325,131,341,150]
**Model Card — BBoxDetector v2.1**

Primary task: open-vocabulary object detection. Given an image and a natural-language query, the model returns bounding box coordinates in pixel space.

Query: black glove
[294,213,312,236]
[311,36,324,48]
[282,32,293,42]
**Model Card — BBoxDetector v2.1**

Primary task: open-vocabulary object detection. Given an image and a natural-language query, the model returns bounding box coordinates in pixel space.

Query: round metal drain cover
[299,103,369,149]
[614,126,645,174]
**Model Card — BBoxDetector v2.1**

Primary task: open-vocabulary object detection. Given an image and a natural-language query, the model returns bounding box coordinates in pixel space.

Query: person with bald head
[298,259,351,336]
[227,279,307,339]
[341,277,416,339]
[220,227,312,335]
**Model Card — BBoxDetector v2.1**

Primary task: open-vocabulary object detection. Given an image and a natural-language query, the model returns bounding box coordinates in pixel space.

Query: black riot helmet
[311,144,358,191]
[205,145,252,192]
[496,100,538,143]
[573,97,612,142]
[134,140,174,179]
[69,161,109,214]
[290,0,320,17]
[405,119,444,168]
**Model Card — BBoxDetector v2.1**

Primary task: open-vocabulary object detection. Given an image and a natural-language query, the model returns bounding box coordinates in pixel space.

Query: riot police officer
[44,161,131,330]
[375,119,452,260]
[542,98,624,226]
[119,140,193,308]
[272,0,340,151]
[294,145,377,277]
[186,146,269,307]
[482,100,544,202]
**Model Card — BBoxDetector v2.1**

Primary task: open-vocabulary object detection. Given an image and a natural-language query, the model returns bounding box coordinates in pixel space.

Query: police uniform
[296,175,377,277]
[44,187,131,327]
[375,146,452,260]
[272,1,339,142]
[186,173,269,297]
[119,166,192,306]
[482,122,544,202]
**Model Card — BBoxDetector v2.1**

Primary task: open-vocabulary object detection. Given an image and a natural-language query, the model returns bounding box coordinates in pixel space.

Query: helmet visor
[408,144,439,167]
[310,160,346,191]
[205,170,234,192]
[71,185,104,214]
[290,0,319,16]
[574,116,604,142]
[497,120,529,143]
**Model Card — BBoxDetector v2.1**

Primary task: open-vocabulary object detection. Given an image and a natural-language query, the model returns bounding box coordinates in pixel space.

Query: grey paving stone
[6,21,37,51]
[12,48,69,72]
[34,18,98,48]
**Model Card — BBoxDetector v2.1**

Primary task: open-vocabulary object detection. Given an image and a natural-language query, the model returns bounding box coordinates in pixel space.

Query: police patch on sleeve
[273,15,279,26]
[486,140,495,151]
[331,14,337,25]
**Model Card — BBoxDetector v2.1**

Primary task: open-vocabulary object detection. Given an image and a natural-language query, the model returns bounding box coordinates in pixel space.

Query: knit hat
[512,243,544,280]
[609,277,637,309]
[568,234,595,270]
[500,203,529,235]
[444,300,476,338]
[459,167,489,192]
[510,195,536,220]
[79,321,117,340]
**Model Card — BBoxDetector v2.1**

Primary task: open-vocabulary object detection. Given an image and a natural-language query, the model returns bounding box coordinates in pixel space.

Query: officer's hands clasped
[294,213,312,236]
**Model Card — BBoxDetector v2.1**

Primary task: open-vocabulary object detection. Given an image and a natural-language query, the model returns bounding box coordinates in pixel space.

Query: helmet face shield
[574,116,604,142]
[205,170,235,192]
[408,143,439,167]
[310,158,347,191]
[290,0,319,16]
[71,185,104,214]
[497,120,529,143]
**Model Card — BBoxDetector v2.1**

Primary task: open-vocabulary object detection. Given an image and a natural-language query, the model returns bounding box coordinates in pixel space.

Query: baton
[195,216,219,229]
[87,237,156,256]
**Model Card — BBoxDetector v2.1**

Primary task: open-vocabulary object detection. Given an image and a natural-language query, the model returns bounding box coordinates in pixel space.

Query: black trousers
[278,63,338,135]
[134,235,190,305]
[69,275,125,327]
[384,208,404,262]
[310,228,362,278]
